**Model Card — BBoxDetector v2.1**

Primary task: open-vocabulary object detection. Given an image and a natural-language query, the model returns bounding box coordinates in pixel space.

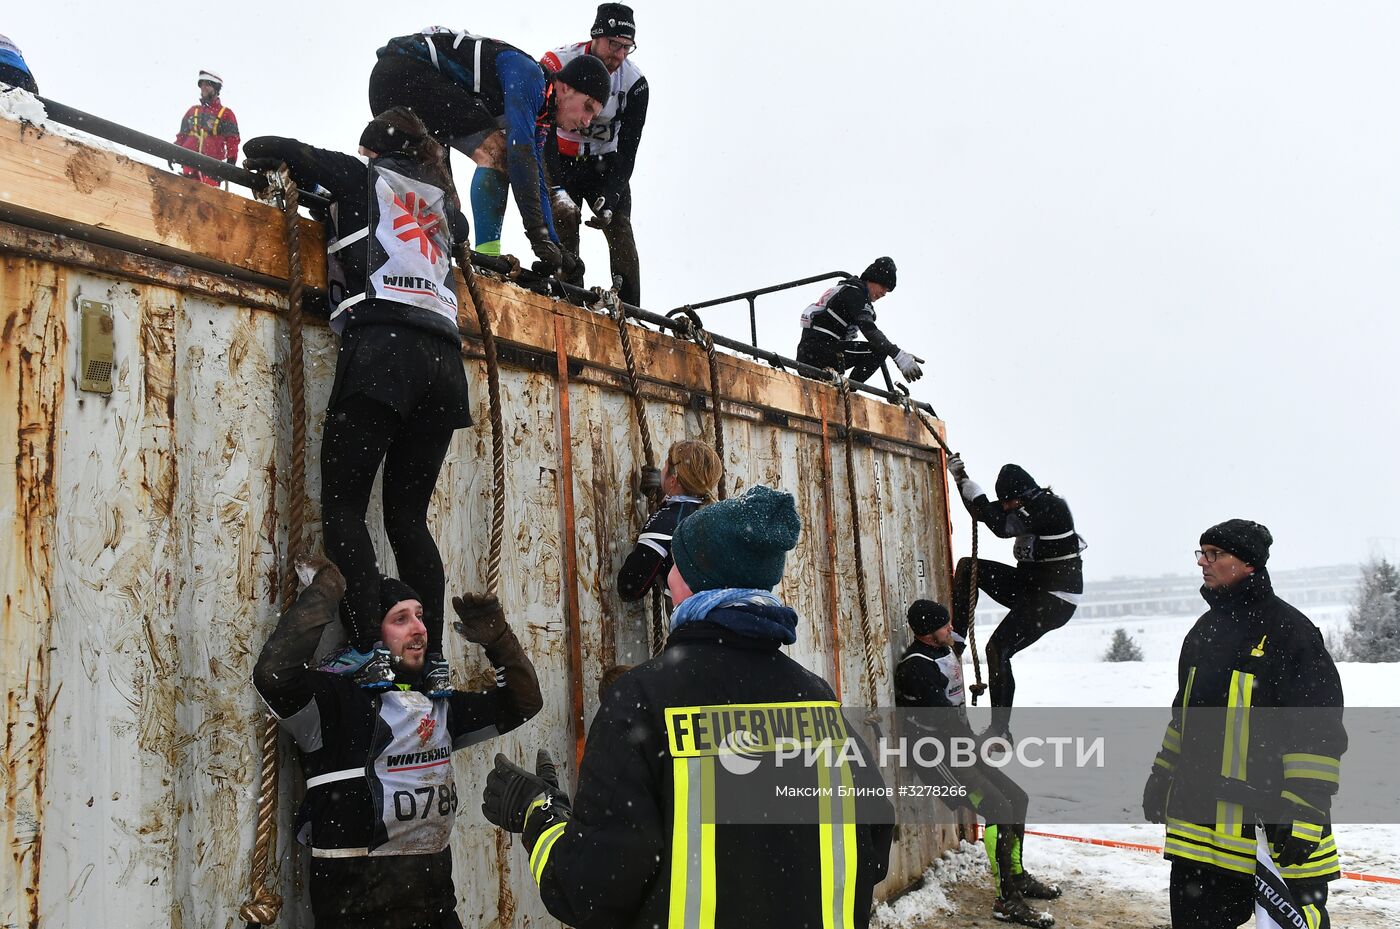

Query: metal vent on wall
[78,298,115,394]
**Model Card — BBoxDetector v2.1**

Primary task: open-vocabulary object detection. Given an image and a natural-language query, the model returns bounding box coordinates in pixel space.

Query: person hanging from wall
[895,599,1059,928]
[253,555,542,929]
[243,108,473,696]
[945,455,1085,740]
[615,439,722,606]
[541,3,648,304]
[796,257,925,384]
[0,34,39,94]
[173,70,239,186]
[368,27,610,275]
[480,485,895,928]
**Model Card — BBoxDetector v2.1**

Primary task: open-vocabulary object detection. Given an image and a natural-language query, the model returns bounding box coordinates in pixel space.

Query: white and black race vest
[800,281,866,342]
[545,41,645,157]
[327,158,459,334]
[302,690,457,857]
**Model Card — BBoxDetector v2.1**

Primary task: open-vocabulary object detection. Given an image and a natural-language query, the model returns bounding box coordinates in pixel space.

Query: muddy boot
[1012,872,1061,900]
[994,893,1055,928]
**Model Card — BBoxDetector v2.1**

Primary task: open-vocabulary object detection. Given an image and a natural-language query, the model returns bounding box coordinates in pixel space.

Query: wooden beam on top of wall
[0,118,325,286]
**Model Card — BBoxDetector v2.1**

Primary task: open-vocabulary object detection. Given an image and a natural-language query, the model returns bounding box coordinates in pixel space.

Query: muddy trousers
[953,558,1078,735]
[321,394,454,654]
[1169,860,1329,929]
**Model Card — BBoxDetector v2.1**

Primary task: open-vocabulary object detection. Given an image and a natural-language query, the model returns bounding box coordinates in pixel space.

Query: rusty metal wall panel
[1,252,955,927]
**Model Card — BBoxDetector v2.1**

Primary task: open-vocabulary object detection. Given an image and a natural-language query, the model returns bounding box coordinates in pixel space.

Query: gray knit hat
[672,485,802,592]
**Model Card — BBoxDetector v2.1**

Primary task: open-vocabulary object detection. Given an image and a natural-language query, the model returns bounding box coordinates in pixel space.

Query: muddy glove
[1142,767,1172,824]
[894,350,925,382]
[584,195,614,230]
[294,553,346,598]
[525,226,563,275]
[482,749,572,852]
[946,453,968,484]
[639,465,662,497]
[550,187,579,226]
[452,593,510,648]
[560,249,585,282]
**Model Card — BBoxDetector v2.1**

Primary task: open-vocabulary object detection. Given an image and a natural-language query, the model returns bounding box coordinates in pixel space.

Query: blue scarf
[669,588,798,645]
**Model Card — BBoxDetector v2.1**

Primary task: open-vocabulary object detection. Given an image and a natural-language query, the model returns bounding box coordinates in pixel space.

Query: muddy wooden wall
[0,117,957,929]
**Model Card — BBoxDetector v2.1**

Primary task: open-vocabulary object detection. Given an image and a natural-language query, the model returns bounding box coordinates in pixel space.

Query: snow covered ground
[874,603,1400,927]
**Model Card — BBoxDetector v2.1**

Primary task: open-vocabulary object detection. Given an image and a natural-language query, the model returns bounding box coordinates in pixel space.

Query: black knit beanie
[555,54,612,106]
[861,257,897,290]
[907,600,951,636]
[591,3,636,40]
[379,576,421,618]
[359,115,418,156]
[1200,519,1273,568]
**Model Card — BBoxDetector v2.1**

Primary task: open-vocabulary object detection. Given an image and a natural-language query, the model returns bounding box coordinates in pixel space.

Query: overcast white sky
[8,2,1399,580]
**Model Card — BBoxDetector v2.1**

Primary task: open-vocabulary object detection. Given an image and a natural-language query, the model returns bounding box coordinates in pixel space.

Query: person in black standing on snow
[945,455,1085,738]
[796,257,925,383]
[244,107,472,697]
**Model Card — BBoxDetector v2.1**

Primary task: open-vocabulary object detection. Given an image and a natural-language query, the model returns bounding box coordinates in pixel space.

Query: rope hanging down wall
[458,247,508,598]
[597,283,667,654]
[239,165,305,929]
[666,308,727,501]
[904,398,988,703]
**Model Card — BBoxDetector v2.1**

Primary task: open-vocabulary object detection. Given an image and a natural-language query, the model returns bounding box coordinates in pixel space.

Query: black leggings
[953,557,1078,733]
[322,394,455,653]
[368,55,498,151]
[796,337,891,383]
[918,759,1029,898]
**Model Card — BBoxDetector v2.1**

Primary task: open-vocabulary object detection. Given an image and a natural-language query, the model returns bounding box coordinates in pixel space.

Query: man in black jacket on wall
[481,485,894,928]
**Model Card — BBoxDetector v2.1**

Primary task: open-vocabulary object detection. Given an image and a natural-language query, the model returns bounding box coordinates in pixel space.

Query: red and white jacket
[174,98,240,186]
[541,40,647,158]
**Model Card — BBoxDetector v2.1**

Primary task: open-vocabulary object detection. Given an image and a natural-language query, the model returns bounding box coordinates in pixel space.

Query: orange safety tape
[1024,830,1400,886]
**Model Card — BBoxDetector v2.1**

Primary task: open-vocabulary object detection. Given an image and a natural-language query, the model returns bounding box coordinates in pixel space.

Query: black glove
[482,750,572,851]
[226,157,237,165]
[639,466,662,497]
[242,156,284,173]
[452,593,510,647]
[1272,805,1324,867]
[526,226,563,275]
[560,249,585,281]
[166,159,176,172]
[1142,767,1172,824]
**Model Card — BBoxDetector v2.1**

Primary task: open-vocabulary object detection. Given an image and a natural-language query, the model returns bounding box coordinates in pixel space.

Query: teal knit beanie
[671,485,802,592]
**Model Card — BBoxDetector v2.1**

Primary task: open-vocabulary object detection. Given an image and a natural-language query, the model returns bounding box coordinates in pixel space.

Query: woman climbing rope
[946,455,1086,740]
[615,439,722,606]
[243,108,473,698]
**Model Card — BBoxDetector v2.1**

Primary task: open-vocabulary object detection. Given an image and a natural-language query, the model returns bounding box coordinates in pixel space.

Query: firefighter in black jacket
[895,600,1059,928]
[1142,519,1346,929]
[946,456,1085,739]
[253,556,543,929]
[481,485,894,928]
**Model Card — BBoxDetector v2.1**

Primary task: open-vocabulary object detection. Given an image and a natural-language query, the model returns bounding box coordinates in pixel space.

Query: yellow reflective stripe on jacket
[668,756,716,929]
[817,755,858,929]
[1291,820,1325,842]
[1282,752,1341,784]
[1161,725,1181,755]
[529,821,569,884]
[1168,819,1255,855]
[1220,670,1254,781]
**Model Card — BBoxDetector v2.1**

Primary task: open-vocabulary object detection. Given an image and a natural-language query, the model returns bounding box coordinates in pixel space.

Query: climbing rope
[905,401,987,702]
[458,247,508,597]
[596,283,666,653]
[240,165,305,929]
[837,377,881,708]
[665,309,728,501]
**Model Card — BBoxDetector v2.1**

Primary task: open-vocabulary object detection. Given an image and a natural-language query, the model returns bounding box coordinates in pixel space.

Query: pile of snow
[871,840,986,927]
[0,86,46,124]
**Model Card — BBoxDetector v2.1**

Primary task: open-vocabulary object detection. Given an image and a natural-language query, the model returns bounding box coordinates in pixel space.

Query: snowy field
[874,604,1400,927]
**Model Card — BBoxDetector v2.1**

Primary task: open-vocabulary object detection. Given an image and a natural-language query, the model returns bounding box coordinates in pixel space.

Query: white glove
[894,350,924,382]
[550,187,579,225]
[585,196,614,229]
[959,479,985,504]
[947,453,968,483]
